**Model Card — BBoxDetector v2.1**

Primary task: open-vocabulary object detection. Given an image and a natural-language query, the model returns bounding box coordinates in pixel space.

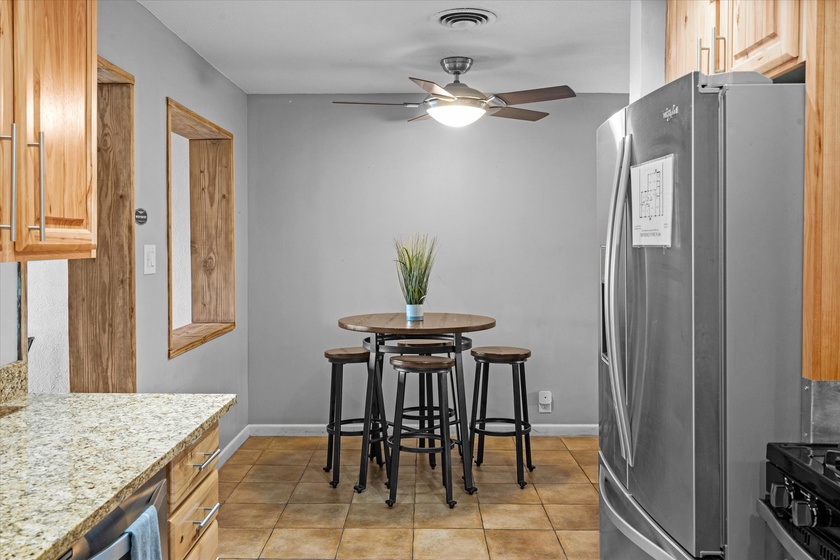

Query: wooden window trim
[166,98,235,359]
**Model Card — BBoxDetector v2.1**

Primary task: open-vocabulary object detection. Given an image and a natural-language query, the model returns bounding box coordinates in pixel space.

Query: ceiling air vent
[435,8,497,30]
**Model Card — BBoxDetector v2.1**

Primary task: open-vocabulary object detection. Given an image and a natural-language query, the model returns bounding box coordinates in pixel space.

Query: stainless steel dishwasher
[58,468,168,560]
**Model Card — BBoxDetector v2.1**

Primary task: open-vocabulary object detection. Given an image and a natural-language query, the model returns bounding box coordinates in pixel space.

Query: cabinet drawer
[169,469,219,560]
[168,425,219,507]
[183,519,219,560]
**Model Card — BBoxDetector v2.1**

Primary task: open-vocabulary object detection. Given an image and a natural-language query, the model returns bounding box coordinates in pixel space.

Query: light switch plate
[144,245,156,275]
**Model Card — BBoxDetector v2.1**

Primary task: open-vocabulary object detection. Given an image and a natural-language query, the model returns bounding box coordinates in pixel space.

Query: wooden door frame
[68,57,136,392]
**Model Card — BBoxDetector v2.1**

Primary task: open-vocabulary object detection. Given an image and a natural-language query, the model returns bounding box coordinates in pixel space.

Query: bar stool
[323,347,387,488]
[387,355,457,508]
[470,346,535,488]
[395,339,463,468]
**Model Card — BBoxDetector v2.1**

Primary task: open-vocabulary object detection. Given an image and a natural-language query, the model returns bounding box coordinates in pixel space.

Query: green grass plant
[395,234,438,305]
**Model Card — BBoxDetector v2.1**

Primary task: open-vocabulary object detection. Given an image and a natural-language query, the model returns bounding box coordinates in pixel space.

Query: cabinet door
[0,0,13,261]
[666,0,720,82]
[13,0,96,258]
[729,0,800,74]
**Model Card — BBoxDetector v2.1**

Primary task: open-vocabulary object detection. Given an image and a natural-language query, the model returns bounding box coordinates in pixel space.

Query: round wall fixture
[434,8,497,30]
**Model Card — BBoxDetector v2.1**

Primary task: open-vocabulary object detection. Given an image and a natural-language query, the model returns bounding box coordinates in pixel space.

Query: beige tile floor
[217,435,600,559]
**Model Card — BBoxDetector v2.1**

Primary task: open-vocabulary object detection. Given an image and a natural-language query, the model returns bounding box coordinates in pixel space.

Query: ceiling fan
[334,56,576,127]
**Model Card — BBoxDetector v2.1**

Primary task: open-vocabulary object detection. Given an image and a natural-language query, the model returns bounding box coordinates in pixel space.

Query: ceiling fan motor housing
[440,56,473,76]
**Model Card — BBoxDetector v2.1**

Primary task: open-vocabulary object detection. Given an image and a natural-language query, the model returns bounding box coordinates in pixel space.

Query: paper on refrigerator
[630,154,674,247]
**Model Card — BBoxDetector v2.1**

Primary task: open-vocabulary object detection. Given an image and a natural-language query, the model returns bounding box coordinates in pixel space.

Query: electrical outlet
[538,390,552,413]
[144,245,156,275]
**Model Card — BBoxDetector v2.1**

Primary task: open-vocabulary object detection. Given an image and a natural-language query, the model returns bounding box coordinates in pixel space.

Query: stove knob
[791,500,818,528]
[769,483,791,509]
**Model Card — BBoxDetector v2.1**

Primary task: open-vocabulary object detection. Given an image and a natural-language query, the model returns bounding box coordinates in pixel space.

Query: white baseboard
[529,424,598,436]
[218,425,251,468]
[249,424,328,436]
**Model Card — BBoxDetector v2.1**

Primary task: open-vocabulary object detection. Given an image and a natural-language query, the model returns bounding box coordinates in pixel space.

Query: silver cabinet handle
[0,123,16,241]
[604,134,634,466]
[26,131,45,241]
[712,28,726,74]
[700,27,726,75]
[193,448,221,471]
[193,502,220,529]
[697,37,704,72]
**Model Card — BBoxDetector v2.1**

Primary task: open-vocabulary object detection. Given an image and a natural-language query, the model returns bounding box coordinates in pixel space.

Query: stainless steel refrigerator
[597,72,805,559]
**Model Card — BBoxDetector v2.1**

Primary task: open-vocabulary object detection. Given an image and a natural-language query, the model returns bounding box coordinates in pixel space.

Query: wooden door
[13,0,96,259]
[0,0,13,261]
[729,0,800,74]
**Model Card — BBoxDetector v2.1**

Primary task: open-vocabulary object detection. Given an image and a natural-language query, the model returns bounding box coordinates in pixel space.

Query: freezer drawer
[599,455,699,560]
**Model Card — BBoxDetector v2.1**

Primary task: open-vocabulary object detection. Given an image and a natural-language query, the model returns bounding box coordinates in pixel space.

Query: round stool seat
[396,338,449,348]
[324,347,370,363]
[471,346,531,362]
[390,355,455,371]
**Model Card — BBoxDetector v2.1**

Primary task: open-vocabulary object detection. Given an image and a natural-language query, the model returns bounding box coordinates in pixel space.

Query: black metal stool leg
[355,355,377,493]
[438,370,456,508]
[418,373,427,457]
[469,361,481,461]
[476,362,490,466]
[330,366,344,487]
[449,368,462,457]
[387,370,407,507]
[512,363,526,488]
[519,362,535,472]
[426,372,437,469]
[373,364,390,470]
[325,363,338,473]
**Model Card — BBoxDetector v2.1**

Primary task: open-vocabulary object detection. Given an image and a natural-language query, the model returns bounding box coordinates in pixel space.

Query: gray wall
[247,93,626,428]
[99,1,249,447]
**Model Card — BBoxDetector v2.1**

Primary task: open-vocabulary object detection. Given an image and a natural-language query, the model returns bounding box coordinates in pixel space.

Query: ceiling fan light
[426,105,486,127]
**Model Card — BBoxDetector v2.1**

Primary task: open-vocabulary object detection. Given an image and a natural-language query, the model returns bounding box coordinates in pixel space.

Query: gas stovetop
[766,443,840,559]
[768,443,840,510]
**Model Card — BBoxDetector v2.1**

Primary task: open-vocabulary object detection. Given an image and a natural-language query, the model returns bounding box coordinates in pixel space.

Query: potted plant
[395,234,437,321]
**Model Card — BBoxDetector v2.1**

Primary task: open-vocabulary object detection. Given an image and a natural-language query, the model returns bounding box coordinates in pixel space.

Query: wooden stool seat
[471,346,531,362]
[324,347,370,363]
[390,355,455,370]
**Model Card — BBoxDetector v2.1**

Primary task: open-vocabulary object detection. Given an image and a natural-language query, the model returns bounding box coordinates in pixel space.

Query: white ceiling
[136,0,631,96]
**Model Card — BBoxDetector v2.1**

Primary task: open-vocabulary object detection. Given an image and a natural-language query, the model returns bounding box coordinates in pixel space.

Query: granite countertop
[0,392,236,560]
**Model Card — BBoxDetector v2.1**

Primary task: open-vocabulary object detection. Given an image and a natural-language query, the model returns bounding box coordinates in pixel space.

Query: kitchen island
[0,392,236,560]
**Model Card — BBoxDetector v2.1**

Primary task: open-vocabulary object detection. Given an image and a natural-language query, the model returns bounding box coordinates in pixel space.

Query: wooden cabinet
[729,0,801,74]
[167,424,221,560]
[666,0,719,82]
[0,0,96,262]
[666,0,804,82]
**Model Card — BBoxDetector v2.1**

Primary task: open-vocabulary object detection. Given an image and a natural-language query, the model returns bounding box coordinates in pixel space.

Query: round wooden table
[338,313,496,494]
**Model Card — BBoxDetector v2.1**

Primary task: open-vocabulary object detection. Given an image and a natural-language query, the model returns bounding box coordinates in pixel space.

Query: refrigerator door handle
[604,133,634,466]
[601,459,687,560]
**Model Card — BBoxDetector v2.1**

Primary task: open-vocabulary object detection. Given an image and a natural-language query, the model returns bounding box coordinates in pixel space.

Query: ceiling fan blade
[409,77,456,100]
[408,113,431,123]
[333,101,421,108]
[494,85,576,106]
[488,107,549,122]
